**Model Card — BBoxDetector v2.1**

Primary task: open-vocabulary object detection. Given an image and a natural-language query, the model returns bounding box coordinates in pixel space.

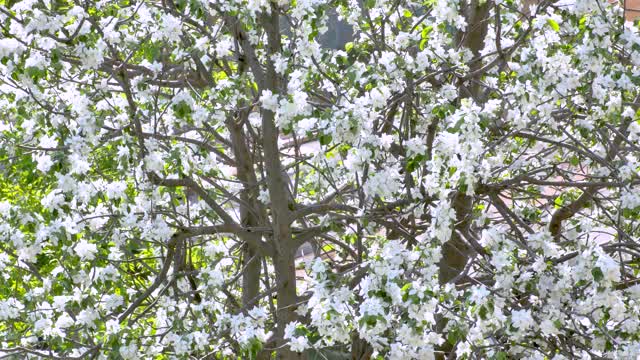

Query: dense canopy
[1,0,640,359]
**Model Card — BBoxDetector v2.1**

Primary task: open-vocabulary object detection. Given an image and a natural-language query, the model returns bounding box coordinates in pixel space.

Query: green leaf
[447,327,464,345]
[592,267,604,282]
[547,18,560,32]
[492,351,508,360]
[26,67,46,82]
[360,314,378,327]
[346,70,357,83]
[419,38,428,51]
[569,155,579,166]
[51,49,61,63]
[421,25,433,38]
[345,42,354,52]
[478,305,488,320]
[554,319,563,329]
[578,16,587,30]
[419,26,433,50]
[308,28,318,41]
[406,154,425,172]
[173,101,192,119]
[554,195,563,209]
[245,337,263,360]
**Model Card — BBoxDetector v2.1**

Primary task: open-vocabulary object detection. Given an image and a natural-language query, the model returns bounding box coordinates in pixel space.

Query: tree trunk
[436,2,490,359]
[438,192,474,284]
[260,7,305,359]
[274,252,304,360]
[229,114,264,310]
[439,0,489,284]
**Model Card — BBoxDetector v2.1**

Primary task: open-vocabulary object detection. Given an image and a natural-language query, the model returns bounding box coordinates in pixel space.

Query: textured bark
[261,8,304,360]
[274,254,303,360]
[457,0,491,102]
[228,112,264,309]
[438,192,474,284]
[221,5,302,358]
[350,332,373,360]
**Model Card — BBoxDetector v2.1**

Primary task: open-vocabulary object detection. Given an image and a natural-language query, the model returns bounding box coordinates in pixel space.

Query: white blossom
[75,240,98,261]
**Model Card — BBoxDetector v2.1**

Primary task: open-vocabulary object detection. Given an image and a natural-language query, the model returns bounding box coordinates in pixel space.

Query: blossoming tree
[1,0,640,358]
